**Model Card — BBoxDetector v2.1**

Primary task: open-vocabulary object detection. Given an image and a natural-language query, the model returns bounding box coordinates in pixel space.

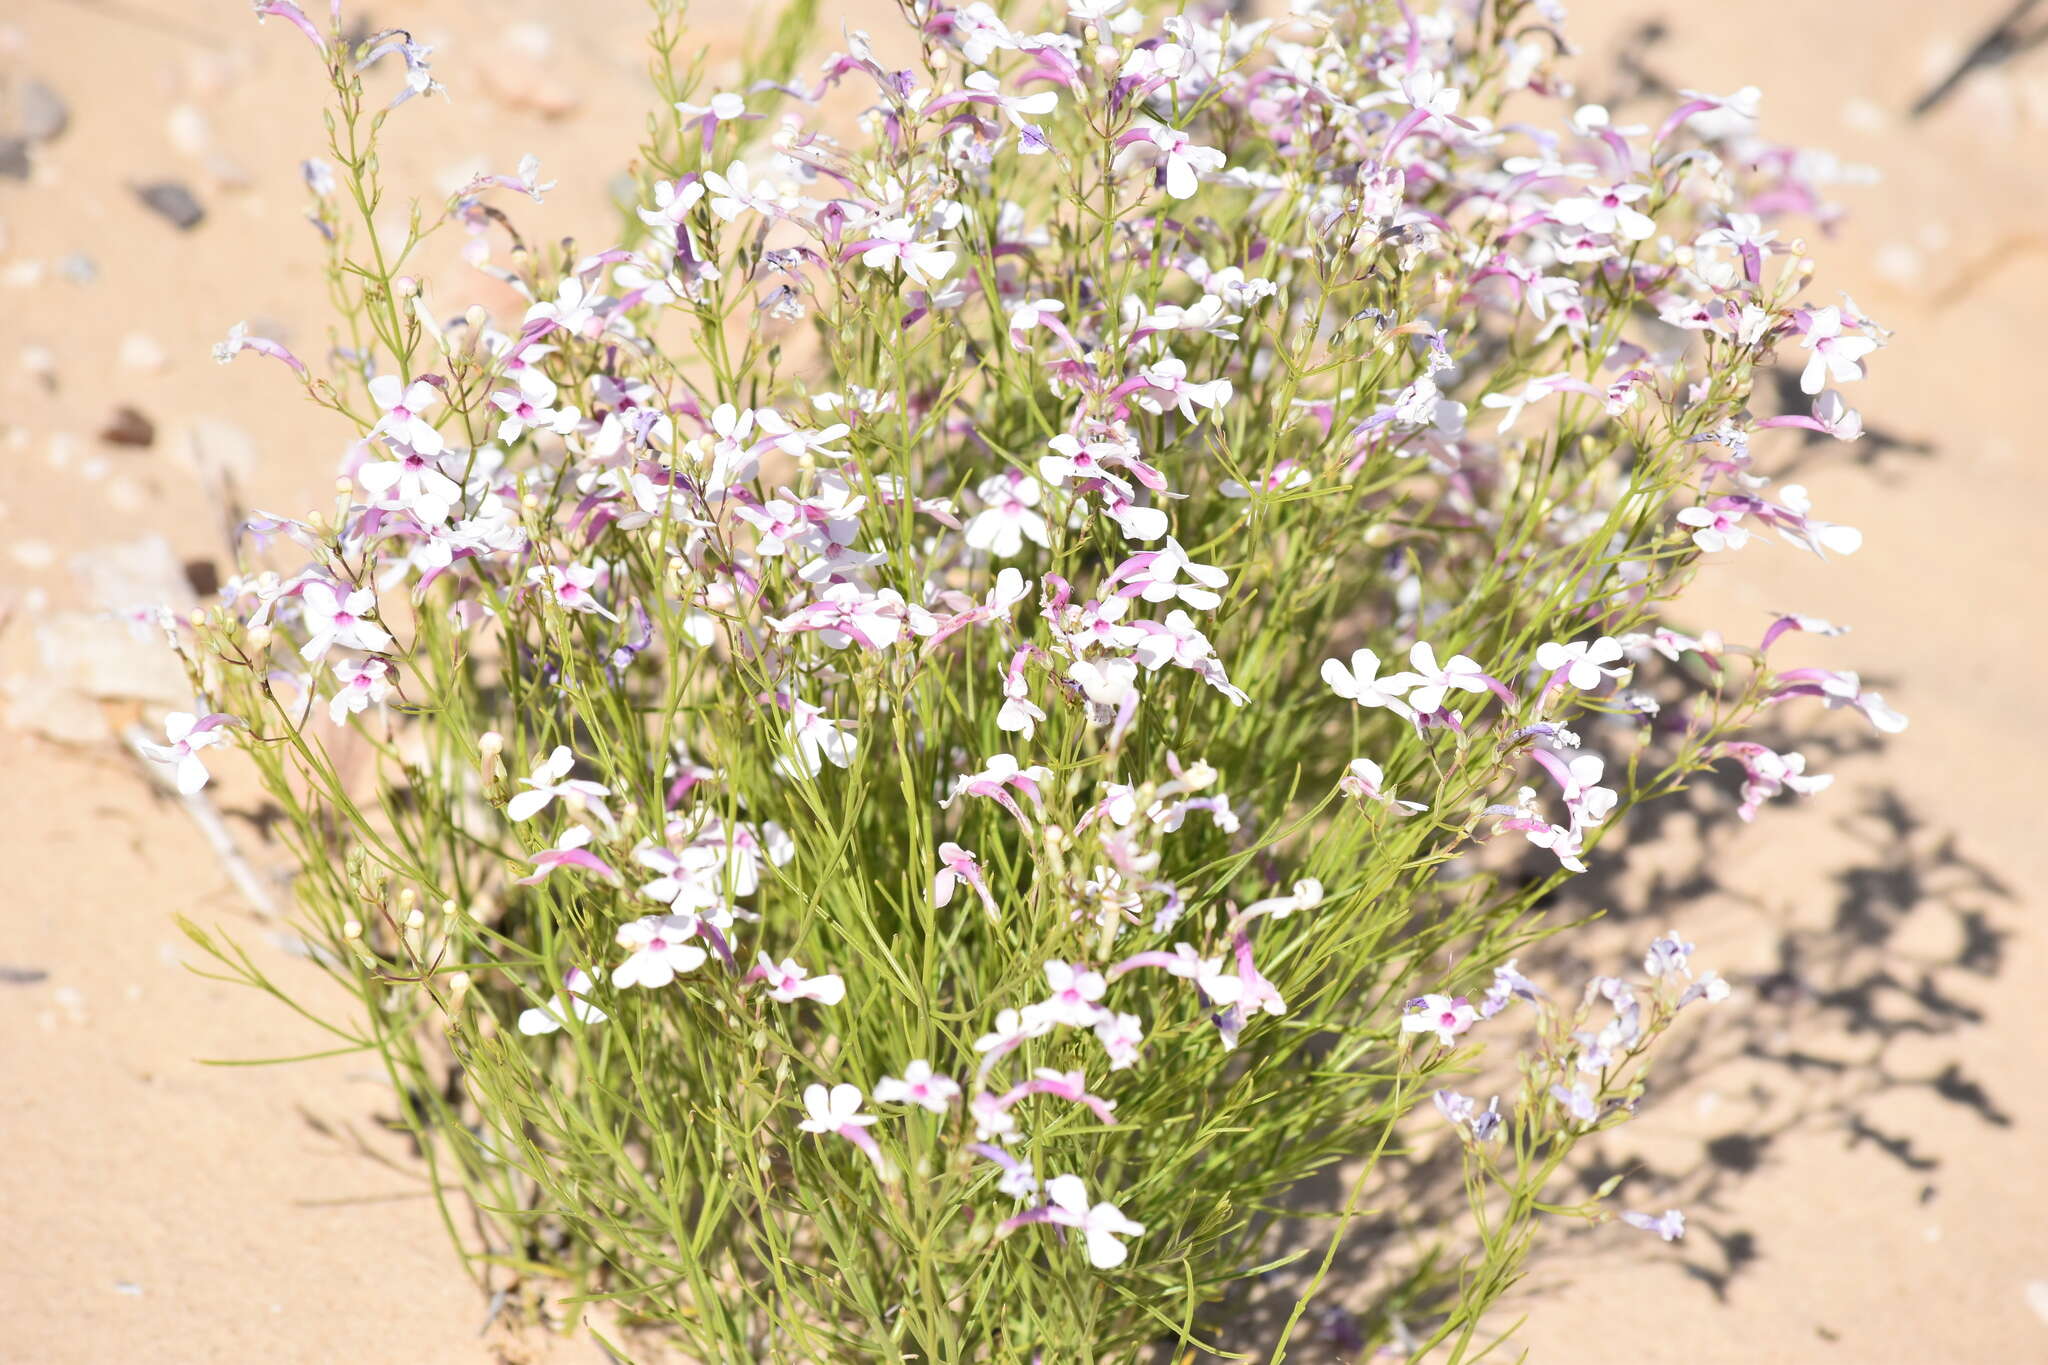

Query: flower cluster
[170,1,1902,1358]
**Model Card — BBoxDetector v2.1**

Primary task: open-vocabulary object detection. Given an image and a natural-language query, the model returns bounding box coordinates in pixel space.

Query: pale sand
[0,2,2040,1360]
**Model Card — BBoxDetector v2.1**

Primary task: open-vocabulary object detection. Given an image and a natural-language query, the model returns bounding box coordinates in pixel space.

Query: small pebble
[114,1281,143,1297]
[0,137,27,180]
[166,103,211,158]
[2027,1280,2048,1326]
[21,81,70,142]
[0,965,49,985]
[99,406,156,448]
[19,344,56,386]
[56,253,98,285]
[134,180,205,230]
[119,333,168,372]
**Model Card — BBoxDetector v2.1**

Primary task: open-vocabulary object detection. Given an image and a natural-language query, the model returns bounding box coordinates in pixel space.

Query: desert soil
[0,1,2041,1361]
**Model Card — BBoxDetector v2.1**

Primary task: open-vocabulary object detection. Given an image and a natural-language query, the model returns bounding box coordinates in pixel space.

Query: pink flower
[1552,183,1656,241]
[506,746,613,824]
[610,914,709,988]
[1403,642,1492,716]
[1126,120,1225,199]
[517,968,607,1036]
[933,842,999,919]
[516,825,621,886]
[1093,1011,1145,1070]
[327,657,394,724]
[367,374,444,456]
[137,711,238,795]
[1042,1174,1145,1268]
[1713,740,1833,821]
[942,753,1053,824]
[1339,758,1427,813]
[856,217,957,286]
[965,471,1049,558]
[1401,993,1478,1047]
[874,1060,961,1114]
[298,580,393,660]
[751,953,846,1006]
[1796,306,1878,395]
[527,563,620,621]
[798,1082,884,1170]
[1037,960,1109,1028]
[1108,538,1229,611]
[1535,637,1627,692]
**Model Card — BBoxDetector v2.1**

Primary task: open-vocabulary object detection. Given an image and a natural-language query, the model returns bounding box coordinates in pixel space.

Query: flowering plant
[166,0,1900,1357]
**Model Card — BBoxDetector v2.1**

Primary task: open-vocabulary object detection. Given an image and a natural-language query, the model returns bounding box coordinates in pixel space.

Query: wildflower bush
[163,0,1903,1357]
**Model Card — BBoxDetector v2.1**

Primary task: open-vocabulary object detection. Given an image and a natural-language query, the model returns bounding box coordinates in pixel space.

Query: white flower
[517,968,608,1035]
[873,1060,960,1114]
[1044,1174,1145,1268]
[798,1082,875,1133]
[137,711,234,795]
[1320,648,1418,717]
[610,915,709,990]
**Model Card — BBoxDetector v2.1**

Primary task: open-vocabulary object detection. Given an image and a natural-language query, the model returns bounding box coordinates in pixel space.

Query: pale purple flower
[856,217,957,286]
[1093,1011,1145,1070]
[1550,1079,1598,1124]
[1620,1208,1687,1241]
[1478,960,1542,1018]
[1127,120,1225,199]
[1643,933,1695,980]
[965,471,1049,558]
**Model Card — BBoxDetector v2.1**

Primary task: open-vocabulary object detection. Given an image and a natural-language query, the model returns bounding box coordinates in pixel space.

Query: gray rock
[134,181,205,230]
[21,82,70,143]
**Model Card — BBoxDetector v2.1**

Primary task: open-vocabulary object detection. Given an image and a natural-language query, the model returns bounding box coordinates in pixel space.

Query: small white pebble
[11,539,54,569]
[119,332,169,372]
[2026,1280,2048,1326]
[1840,97,1886,133]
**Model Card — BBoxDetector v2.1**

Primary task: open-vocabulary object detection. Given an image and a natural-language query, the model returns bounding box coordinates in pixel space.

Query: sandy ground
[0,2,2041,1361]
